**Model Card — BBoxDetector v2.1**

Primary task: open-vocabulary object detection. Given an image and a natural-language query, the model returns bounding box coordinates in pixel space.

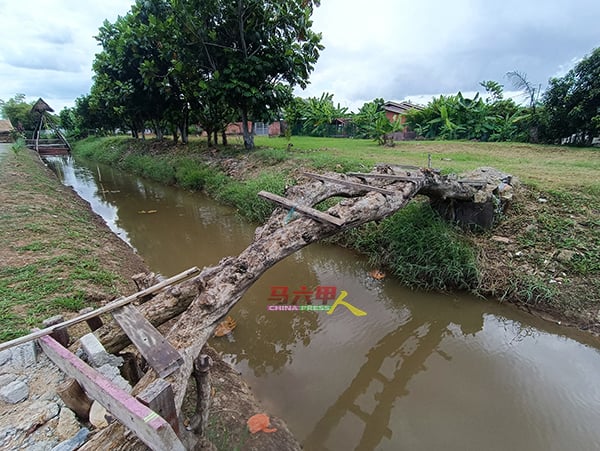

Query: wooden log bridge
[12,164,511,449]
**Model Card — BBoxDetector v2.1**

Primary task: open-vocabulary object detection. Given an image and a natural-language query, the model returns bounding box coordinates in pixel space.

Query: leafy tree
[543,47,600,145]
[0,94,36,131]
[171,0,323,149]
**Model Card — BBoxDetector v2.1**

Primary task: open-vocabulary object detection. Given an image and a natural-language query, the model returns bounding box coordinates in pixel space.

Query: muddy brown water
[47,156,600,451]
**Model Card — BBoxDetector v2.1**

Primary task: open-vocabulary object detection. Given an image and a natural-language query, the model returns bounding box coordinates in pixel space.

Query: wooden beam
[346,172,425,182]
[137,379,179,435]
[258,191,344,227]
[0,267,201,352]
[303,172,396,195]
[37,334,185,451]
[112,305,183,378]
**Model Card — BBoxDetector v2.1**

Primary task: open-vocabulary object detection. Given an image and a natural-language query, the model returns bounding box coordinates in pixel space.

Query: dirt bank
[0,145,300,450]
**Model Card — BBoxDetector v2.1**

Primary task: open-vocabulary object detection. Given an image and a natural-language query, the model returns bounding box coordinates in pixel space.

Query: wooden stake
[191,354,213,436]
[79,307,103,332]
[56,378,93,421]
[42,315,69,347]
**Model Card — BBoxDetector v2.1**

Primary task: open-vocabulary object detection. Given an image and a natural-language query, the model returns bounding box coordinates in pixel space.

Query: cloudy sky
[0,0,599,113]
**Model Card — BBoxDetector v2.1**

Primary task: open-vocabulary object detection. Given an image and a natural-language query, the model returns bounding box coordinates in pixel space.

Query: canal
[48,155,600,451]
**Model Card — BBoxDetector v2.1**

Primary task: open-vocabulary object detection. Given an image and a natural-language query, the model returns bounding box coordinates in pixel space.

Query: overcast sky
[0,0,599,113]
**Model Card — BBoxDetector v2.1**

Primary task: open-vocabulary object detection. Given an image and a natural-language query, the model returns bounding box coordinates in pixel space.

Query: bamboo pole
[0,267,200,352]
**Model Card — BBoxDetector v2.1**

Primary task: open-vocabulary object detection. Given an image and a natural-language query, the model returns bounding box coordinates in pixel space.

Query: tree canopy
[87,0,323,149]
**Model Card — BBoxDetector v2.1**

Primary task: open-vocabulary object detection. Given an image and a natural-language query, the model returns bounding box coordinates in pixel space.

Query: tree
[506,70,542,142]
[171,0,323,149]
[0,94,36,131]
[543,47,600,145]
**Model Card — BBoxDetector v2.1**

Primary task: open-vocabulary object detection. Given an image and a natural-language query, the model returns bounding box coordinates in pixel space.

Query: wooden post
[79,307,103,332]
[43,315,69,347]
[56,378,93,421]
[137,379,179,435]
[191,354,213,436]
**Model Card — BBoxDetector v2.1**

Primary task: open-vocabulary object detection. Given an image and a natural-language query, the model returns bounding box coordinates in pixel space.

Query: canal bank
[73,136,600,335]
[0,145,301,450]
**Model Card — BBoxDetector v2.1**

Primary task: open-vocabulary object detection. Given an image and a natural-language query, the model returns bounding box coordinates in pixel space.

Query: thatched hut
[0,119,14,143]
[31,98,55,114]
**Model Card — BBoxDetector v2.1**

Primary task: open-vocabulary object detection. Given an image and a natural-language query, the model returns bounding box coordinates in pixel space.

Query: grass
[0,146,132,340]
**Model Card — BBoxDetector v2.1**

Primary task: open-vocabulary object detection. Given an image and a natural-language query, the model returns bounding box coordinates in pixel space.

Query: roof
[0,119,14,133]
[383,101,424,114]
[31,98,54,114]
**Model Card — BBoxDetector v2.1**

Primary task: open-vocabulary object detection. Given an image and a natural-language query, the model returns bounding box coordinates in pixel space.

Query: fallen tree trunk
[82,173,426,449]
[83,166,515,448]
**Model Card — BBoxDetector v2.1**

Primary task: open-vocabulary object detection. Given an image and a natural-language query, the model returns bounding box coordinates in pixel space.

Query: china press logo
[266,286,367,317]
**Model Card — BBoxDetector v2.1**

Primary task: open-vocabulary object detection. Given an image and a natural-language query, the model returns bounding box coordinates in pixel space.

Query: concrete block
[79,334,122,368]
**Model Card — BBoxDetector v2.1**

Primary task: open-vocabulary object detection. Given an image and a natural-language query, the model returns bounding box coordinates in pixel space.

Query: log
[89,171,426,447]
[191,354,213,436]
[57,378,93,421]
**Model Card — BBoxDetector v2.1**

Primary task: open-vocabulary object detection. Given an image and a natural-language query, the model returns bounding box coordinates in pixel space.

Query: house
[383,101,424,141]
[0,119,14,142]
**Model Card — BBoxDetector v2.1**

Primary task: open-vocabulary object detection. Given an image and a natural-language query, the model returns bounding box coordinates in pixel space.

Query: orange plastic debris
[247,413,277,434]
[369,269,386,280]
[214,316,237,337]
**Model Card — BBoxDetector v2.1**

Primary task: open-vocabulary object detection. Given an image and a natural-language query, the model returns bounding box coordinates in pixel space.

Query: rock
[79,334,123,368]
[56,408,80,441]
[89,401,113,429]
[26,440,58,451]
[0,380,29,404]
[9,343,37,369]
[538,197,548,203]
[51,427,90,451]
[0,374,17,387]
[96,364,132,392]
[11,400,60,434]
[491,236,513,244]
[555,249,578,263]
[0,350,11,366]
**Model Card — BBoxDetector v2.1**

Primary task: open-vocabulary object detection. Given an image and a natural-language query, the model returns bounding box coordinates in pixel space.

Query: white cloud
[0,0,598,113]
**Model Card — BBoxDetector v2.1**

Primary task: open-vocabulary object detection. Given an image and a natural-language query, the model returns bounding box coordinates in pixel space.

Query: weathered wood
[84,171,427,447]
[258,190,344,227]
[57,378,93,421]
[137,379,179,435]
[37,334,185,451]
[191,354,213,436]
[79,307,103,332]
[346,172,425,182]
[43,315,69,347]
[0,266,200,352]
[303,172,396,195]
[120,352,144,387]
[112,304,183,378]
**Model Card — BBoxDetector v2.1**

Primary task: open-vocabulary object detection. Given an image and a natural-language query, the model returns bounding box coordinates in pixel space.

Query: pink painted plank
[37,334,185,451]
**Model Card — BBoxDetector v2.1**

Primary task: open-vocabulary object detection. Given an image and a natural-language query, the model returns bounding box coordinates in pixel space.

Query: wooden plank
[346,172,425,182]
[0,266,201,352]
[303,172,396,195]
[37,334,185,451]
[258,191,344,227]
[137,379,179,435]
[112,305,183,378]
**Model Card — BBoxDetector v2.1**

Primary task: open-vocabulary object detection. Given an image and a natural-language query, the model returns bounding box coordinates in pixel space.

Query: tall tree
[0,94,36,131]
[172,0,323,149]
[543,47,600,145]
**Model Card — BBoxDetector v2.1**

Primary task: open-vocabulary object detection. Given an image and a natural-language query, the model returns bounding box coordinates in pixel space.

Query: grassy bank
[0,144,146,340]
[72,136,600,330]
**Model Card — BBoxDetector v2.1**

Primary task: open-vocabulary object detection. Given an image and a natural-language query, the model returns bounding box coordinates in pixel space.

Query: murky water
[48,156,600,451]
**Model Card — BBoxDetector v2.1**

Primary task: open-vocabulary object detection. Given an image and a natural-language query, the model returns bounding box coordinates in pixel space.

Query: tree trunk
[213,130,218,146]
[83,171,429,448]
[206,128,213,147]
[240,109,254,150]
[222,130,228,146]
